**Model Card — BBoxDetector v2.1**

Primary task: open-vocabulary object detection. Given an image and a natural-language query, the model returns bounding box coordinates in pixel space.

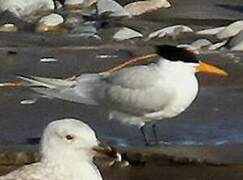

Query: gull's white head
[40,119,99,162]
[155,45,227,76]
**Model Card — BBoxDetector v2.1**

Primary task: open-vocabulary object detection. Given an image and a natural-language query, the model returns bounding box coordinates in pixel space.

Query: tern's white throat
[157,58,198,77]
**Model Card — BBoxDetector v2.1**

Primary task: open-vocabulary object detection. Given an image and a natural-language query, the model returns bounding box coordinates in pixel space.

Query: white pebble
[120,160,130,167]
[0,0,54,18]
[54,1,63,9]
[216,20,243,39]
[191,39,212,50]
[113,27,143,41]
[36,13,64,32]
[196,26,225,35]
[231,41,243,51]
[65,0,84,6]
[39,13,64,27]
[208,40,227,50]
[228,31,243,51]
[97,0,131,17]
[0,23,18,32]
[20,99,37,105]
[147,25,193,40]
[96,54,119,59]
[65,0,96,7]
[40,57,58,63]
[124,0,171,16]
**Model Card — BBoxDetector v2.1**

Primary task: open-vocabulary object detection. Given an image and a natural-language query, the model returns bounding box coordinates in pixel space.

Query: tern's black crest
[155,45,198,63]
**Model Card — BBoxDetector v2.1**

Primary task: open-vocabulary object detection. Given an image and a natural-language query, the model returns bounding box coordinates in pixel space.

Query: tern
[16,45,227,145]
[0,118,119,180]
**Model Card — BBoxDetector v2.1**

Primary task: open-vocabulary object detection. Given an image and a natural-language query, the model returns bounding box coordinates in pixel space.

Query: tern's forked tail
[16,74,100,105]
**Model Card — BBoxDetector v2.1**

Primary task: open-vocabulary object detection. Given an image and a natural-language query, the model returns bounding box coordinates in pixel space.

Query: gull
[0,118,118,180]
[14,45,227,145]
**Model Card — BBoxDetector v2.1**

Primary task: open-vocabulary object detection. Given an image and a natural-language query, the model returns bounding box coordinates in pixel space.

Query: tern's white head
[40,119,100,162]
[155,45,227,76]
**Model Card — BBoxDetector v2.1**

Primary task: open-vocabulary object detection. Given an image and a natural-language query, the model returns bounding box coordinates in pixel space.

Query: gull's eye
[65,134,75,141]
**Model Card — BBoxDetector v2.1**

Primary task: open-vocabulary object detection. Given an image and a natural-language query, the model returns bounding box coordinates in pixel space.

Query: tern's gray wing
[105,65,160,89]
[96,65,174,115]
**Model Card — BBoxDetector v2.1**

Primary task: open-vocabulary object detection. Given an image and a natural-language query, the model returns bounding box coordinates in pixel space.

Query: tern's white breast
[145,61,199,120]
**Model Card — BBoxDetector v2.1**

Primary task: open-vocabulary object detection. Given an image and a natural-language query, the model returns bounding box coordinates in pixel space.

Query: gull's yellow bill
[196,61,228,76]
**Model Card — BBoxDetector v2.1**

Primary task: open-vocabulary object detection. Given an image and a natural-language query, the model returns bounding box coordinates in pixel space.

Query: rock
[177,39,212,52]
[0,0,55,19]
[97,0,131,17]
[65,0,96,8]
[69,21,100,39]
[231,42,243,51]
[54,0,63,9]
[20,99,37,105]
[124,0,171,16]
[216,20,243,39]
[38,13,64,26]
[190,39,212,50]
[147,25,193,40]
[65,0,84,6]
[40,57,58,63]
[178,39,227,51]
[65,15,84,28]
[208,40,227,50]
[227,30,243,51]
[196,27,225,35]
[35,13,64,32]
[0,23,18,32]
[113,27,143,41]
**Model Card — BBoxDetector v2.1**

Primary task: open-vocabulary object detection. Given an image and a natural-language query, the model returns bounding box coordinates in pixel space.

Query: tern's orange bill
[196,61,228,76]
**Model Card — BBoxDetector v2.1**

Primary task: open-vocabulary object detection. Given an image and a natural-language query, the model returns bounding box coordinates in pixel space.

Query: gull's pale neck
[40,141,102,180]
[40,143,94,164]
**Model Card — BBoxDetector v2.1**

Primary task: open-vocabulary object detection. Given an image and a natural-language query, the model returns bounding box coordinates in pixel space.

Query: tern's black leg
[140,126,150,146]
[152,124,160,144]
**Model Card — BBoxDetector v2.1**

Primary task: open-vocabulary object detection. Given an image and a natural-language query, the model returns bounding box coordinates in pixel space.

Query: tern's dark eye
[65,134,74,140]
